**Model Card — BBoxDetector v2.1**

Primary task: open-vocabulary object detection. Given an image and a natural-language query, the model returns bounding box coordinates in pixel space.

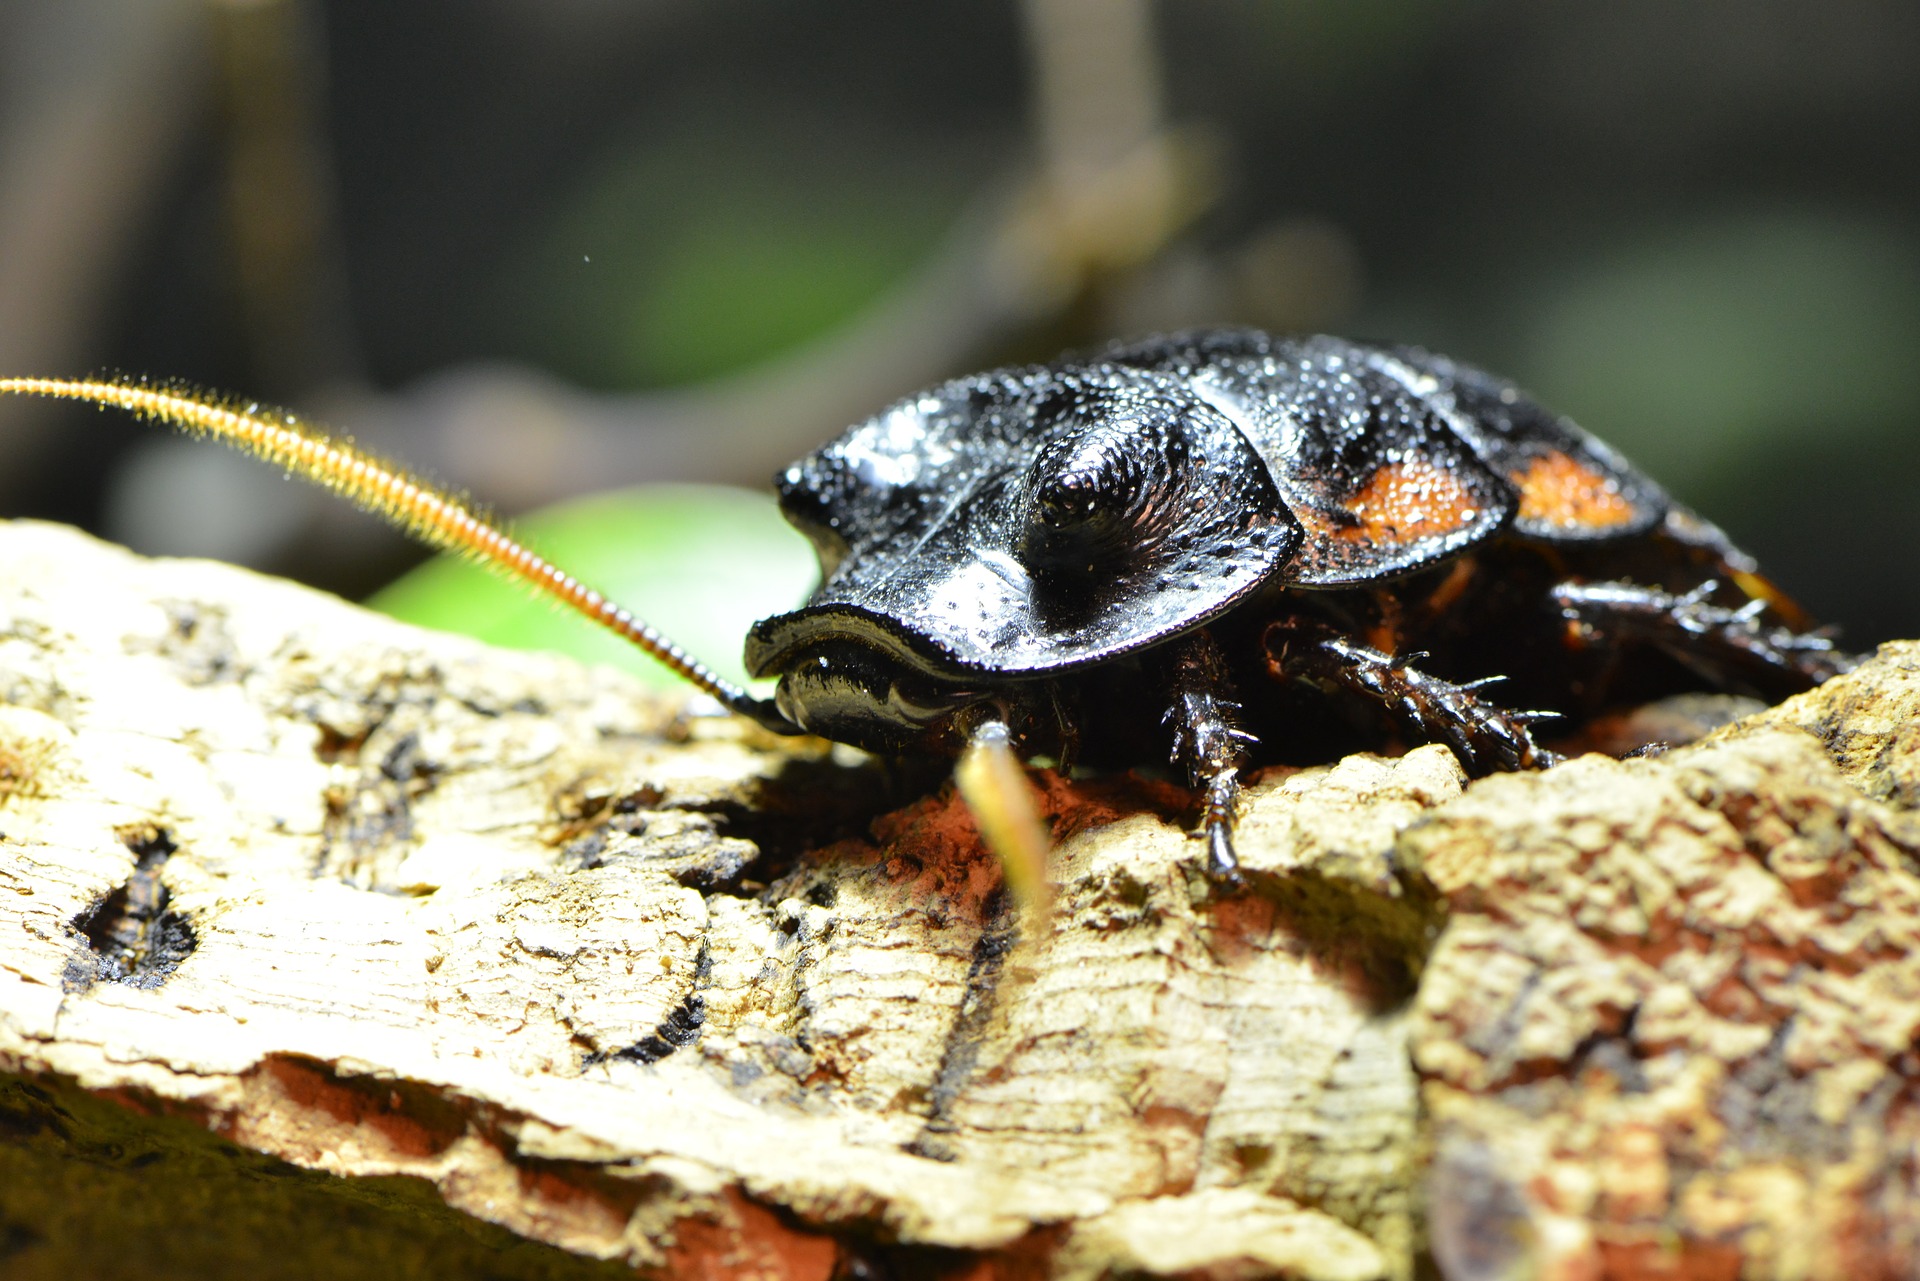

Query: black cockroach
[0,330,1849,886]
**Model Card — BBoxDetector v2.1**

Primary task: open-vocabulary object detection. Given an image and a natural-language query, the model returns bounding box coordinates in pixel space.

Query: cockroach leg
[1163,629,1254,881]
[1265,617,1560,776]
[1552,580,1855,689]
[954,715,1052,936]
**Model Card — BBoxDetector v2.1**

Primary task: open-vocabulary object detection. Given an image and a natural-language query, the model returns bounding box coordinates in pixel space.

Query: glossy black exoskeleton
[744,331,1848,873]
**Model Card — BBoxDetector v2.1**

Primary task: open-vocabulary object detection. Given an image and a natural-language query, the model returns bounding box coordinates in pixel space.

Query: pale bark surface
[0,518,1916,1280]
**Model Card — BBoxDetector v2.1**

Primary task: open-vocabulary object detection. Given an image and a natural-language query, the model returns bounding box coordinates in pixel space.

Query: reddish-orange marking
[1512,451,1636,530]
[1305,458,1485,548]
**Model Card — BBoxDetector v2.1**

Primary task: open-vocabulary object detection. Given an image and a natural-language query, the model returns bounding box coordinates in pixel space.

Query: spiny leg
[1164,630,1255,879]
[1552,580,1856,690]
[1265,617,1560,776]
[954,715,1052,937]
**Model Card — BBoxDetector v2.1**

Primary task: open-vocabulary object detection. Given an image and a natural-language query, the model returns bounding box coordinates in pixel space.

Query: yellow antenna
[0,377,795,731]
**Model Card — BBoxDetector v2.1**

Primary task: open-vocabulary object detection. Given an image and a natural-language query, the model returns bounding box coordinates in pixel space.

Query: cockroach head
[744,364,1302,754]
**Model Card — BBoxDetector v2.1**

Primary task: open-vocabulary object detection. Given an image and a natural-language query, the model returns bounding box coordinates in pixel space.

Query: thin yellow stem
[1,376,789,727]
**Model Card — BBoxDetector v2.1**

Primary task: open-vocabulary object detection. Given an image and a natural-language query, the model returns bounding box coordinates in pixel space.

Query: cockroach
[0,330,1849,885]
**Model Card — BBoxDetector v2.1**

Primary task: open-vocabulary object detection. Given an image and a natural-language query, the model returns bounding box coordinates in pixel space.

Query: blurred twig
[272,0,1225,577]
[23,0,1225,584]
[1014,0,1217,290]
[324,0,1219,503]
[0,0,209,495]
[207,0,360,394]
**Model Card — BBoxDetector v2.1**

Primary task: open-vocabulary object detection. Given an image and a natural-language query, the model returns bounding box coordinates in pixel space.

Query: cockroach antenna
[0,376,797,735]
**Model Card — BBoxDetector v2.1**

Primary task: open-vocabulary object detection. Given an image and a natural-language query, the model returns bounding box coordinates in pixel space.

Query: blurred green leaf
[366,484,818,690]
[508,121,973,388]
[626,203,934,386]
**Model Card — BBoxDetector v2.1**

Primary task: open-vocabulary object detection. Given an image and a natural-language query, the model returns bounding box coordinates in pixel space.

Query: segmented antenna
[0,377,796,733]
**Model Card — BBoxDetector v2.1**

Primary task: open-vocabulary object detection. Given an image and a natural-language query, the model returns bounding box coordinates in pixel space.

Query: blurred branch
[1026,0,1166,176]
[316,0,1221,513]
[0,0,210,495]
[319,145,1219,516]
[1016,0,1217,288]
[208,0,360,394]
[53,0,1225,583]
[269,0,1224,578]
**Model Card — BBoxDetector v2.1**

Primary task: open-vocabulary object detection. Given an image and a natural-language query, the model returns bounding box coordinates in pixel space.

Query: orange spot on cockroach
[1312,458,1486,548]
[1512,451,1637,531]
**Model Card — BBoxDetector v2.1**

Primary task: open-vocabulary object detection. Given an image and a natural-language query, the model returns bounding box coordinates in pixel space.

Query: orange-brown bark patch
[1512,451,1637,531]
[256,1057,454,1161]
[660,1191,839,1281]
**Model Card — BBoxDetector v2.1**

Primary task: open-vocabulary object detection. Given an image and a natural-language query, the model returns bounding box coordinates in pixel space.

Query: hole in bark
[65,826,197,991]
[590,944,713,1067]
[830,1239,979,1281]
[608,993,708,1066]
[1231,1140,1274,1175]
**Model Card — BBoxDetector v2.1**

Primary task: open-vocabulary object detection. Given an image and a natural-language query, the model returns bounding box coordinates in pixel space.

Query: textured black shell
[744,331,1670,684]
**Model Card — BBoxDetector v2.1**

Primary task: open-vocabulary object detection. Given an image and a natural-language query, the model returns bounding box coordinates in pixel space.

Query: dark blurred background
[3,0,1917,647]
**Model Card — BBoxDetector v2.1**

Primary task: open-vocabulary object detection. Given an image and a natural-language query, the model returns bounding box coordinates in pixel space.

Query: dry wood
[0,517,1916,1280]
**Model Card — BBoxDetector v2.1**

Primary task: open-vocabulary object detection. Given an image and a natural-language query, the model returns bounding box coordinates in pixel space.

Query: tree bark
[0,518,1915,1280]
